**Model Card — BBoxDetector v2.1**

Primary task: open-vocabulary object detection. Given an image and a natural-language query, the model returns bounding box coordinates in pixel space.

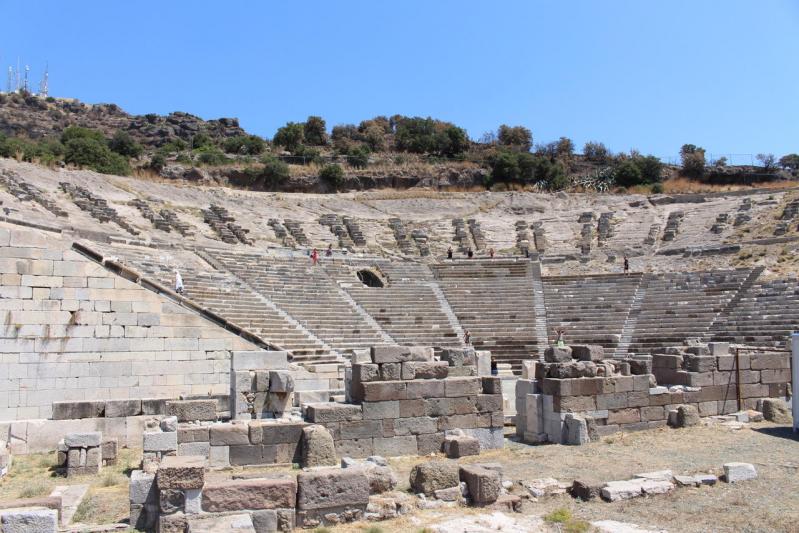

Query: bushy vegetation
[320,163,344,187]
[222,135,265,155]
[680,143,706,178]
[583,141,611,163]
[611,154,663,187]
[108,130,143,158]
[497,124,533,151]
[61,126,131,175]
[487,149,568,190]
[779,153,799,170]
[394,116,469,157]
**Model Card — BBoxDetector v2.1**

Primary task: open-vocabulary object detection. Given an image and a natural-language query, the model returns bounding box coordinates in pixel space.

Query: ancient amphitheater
[0,158,796,532]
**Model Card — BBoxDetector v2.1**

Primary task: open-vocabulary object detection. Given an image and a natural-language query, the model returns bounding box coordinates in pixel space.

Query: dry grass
[662,177,799,194]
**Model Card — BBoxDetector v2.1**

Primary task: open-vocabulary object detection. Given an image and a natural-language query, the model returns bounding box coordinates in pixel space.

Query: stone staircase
[529,262,549,360]
[432,259,540,373]
[543,273,642,354]
[207,250,390,354]
[709,277,799,347]
[626,269,754,354]
[613,279,647,358]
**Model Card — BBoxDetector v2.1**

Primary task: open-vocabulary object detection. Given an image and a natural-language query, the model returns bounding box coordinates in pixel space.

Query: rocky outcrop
[0,92,245,148]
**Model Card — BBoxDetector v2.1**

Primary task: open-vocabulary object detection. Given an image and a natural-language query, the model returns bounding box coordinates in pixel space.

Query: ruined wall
[0,224,258,422]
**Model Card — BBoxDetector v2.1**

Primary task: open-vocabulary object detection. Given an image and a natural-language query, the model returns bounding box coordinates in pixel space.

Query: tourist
[489,247,495,259]
[326,244,333,257]
[467,247,474,259]
[555,328,566,347]
[447,246,453,260]
[464,329,471,345]
[174,269,184,295]
[624,255,630,275]
[311,248,319,266]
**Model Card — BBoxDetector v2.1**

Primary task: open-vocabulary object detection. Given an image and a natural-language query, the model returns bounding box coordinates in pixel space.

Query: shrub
[489,150,520,182]
[64,137,131,175]
[556,136,575,159]
[259,156,290,188]
[613,159,643,187]
[346,146,370,168]
[303,116,328,146]
[293,145,323,165]
[635,155,663,183]
[544,508,572,523]
[189,132,214,149]
[157,139,187,155]
[108,130,143,158]
[61,125,106,145]
[149,153,166,172]
[497,125,532,151]
[191,145,227,166]
[651,182,664,194]
[583,141,610,162]
[778,153,799,170]
[756,153,776,171]
[273,122,305,151]
[223,135,265,155]
[320,164,344,188]
[680,144,706,178]
[394,117,469,156]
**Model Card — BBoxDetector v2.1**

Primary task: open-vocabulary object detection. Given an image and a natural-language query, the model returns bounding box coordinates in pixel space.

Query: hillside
[0,92,795,194]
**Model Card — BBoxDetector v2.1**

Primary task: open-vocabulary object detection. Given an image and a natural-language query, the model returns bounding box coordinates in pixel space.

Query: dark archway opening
[357,269,384,288]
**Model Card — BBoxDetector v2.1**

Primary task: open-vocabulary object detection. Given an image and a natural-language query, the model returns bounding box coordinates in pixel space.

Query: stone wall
[516,343,791,444]
[0,224,267,451]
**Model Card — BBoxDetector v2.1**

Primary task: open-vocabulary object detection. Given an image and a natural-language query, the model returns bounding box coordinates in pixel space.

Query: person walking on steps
[447,246,453,260]
[489,247,495,259]
[326,244,333,257]
[467,247,474,259]
[311,248,319,266]
[623,255,630,275]
[174,269,184,295]
[464,329,471,345]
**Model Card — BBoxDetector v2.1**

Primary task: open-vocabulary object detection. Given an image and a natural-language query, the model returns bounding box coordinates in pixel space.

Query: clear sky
[2,1,798,163]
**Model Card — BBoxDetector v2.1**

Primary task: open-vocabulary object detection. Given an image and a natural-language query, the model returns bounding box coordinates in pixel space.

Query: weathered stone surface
[129,470,156,504]
[104,399,141,418]
[160,416,178,432]
[459,464,501,505]
[571,344,604,362]
[187,513,256,532]
[372,345,432,364]
[165,400,217,422]
[0,509,58,533]
[445,377,481,397]
[544,346,573,363]
[301,425,337,467]
[409,460,460,496]
[380,363,402,381]
[723,462,757,483]
[158,512,188,533]
[178,425,210,444]
[157,455,205,490]
[51,401,104,420]
[569,479,601,500]
[210,422,250,445]
[365,465,398,494]
[481,376,502,395]
[440,347,476,367]
[296,467,370,510]
[444,435,480,458]
[564,414,589,445]
[674,405,700,428]
[600,480,644,502]
[143,431,177,452]
[202,477,297,512]
[305,403,362,423]
[269,371,295,393]
[362,400,399,420]
[760,398,792,424]
[64,432,101,448]
[401,361,449,380]
[434,486,462,502]
[159,489,185,514]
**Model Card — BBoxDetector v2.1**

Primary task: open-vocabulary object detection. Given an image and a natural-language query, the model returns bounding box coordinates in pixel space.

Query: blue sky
[3,1,798,162]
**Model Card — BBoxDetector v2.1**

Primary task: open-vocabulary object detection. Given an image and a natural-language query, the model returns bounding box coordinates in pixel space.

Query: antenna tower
[23,65,29,93]
[15,58,20,91]
[5,67,12,93]
[39,64,48,97]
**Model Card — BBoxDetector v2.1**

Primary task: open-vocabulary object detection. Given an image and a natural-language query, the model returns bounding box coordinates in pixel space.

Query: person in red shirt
[311,248,319,266]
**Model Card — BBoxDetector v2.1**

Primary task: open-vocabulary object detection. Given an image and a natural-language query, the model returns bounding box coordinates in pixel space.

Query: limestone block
[51,401,105,420]
[165,400,217,422]
[143,431,177,452]
[759,398,792,423]
[231,350,288,371]
[160,489,185,514]
[544,346,572,363]
[297,467,369,510]
[178,442,210,457]
[571,344,604,362]
[569,480,602,501]
[723,462,757,483]
[104,399,142,418]
[187,513,255,532]
[157,455,205,490]
[64,432,101,448]
[476,351,492,376]
[202,477,297,512]
[178,426,210,444]
[444,435,480,458]
[482,376,502,395]
[371,345,433,364]
[708,342,729,356]
[675,405,700,428]
[0,508,58,533]
[415,432,446,455]
[459,464,501,505]
[304,403,363,423]
[257,421,308,445]
[208,445,230,467]
[685,355,716,372]
[160,416,178,433]
[364,465,398,494]
[269,371,295,393]
[373,435,417,457]
[183,488,201,515]
[210,423,250,446]
[563,414,589,445]
[362,400,399,420]
[363,381,406,401]
[301,424,337,467]
[393,416,437,436]
[401,361,449,380]
[600,479,645,501]
[129,470,157,504]
[445,377,481,397]
[405,379,445,399]
[440,347,477,367]
[409,459,460,495]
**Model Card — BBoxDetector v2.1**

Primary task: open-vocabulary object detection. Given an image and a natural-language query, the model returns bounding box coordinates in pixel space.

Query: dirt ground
[0,421,796,532]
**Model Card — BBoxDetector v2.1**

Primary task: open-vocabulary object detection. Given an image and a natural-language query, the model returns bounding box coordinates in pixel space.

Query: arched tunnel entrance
[357,269,384,288]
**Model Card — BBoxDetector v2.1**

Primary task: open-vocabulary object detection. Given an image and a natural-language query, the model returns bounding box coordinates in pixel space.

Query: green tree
[64,137,130,175]
[634,155,663,184]
[489,150,520,182]
[149,153,166,172]
[320,163,344,188]
[680,144,706,178]
[583,141,610,163]
[440,126,469,157]
[756,153,776,171]
[259,156,290,188]
[555,137,575,159]
[779,153,799,170]
[222,135,265,155]
[194,146,227,166]
[346,146,370,168]
[189,132,214,149]
[61,126,106,145]
[108,130,143,158]
[273,122,305,151]
[497,125,533,151]
[303,116,328,146]
[613,159,643,187]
